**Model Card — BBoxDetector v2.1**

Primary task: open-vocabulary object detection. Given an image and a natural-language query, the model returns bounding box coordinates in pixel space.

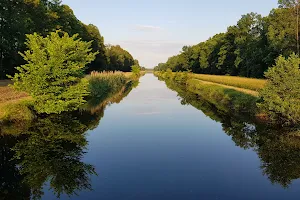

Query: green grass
[155,71,259,115]
[0,99,34,123]
[0,81,33,122]
[187,79,258,114]
[192,74,266,91]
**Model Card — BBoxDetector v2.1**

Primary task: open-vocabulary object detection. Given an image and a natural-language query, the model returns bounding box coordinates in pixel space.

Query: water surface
[1,74,300,200]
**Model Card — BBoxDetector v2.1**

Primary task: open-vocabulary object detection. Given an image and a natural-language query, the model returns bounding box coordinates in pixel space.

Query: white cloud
[134,25,163,32]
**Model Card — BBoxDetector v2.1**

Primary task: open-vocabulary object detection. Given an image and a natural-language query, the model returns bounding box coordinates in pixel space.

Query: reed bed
[86,71,128,98]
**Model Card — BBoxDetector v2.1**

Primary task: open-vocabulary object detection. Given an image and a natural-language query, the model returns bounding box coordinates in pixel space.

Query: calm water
[1,74,300,200]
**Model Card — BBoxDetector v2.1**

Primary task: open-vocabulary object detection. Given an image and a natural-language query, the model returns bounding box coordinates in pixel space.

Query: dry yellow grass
[86,71,134,79]
[192,79,259,97]
[0,85,28,104]
[0,80,30,120]
[192,74,266,91]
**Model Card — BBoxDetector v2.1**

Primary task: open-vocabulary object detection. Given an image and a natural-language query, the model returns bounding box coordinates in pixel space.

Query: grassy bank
[155,71,260,116]
[192,74,266,91]
[187,79,258,115]
[0,71,142,123]
[154,71,263,96]
[0,82,34,123]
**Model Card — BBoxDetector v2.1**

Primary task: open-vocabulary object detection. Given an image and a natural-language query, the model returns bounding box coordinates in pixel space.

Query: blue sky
[62,0,278,68]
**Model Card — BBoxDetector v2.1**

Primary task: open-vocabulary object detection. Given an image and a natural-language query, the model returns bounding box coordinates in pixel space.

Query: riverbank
[0,71,144,124]
[154,71,262,119]
[191,74,266,91]
[154,71,263,96]
[0,82,32,122]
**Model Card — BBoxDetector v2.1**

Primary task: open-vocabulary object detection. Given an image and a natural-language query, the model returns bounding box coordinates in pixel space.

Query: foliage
[131,65,141,78]
[258,54,300,126]
[154,3,299,79]
[106,45,135,72]
[0,0,139,78]
[11,31,97,114]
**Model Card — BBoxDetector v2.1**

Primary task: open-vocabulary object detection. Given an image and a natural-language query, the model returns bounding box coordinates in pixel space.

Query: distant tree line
[154,0,300,78]
[0,0,138,79]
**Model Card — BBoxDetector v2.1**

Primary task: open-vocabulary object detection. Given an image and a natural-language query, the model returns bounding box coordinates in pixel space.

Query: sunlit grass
[0,99,34,122]
[86,71,128,98]
[192,74,266,91]
[0,81,32,121]
[0,85,28,104]
[187,79,258,114]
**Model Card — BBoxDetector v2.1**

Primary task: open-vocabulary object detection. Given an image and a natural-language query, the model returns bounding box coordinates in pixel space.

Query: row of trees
[154,0,300,78]
[0,0,138,79]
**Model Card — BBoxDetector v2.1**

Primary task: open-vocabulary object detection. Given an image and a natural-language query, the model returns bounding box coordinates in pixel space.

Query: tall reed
[86,71,128,98]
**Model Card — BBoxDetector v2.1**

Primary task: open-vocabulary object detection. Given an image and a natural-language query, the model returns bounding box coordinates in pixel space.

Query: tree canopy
[0,0,138,79]
[154,2,300,78]
[11,31,97,114]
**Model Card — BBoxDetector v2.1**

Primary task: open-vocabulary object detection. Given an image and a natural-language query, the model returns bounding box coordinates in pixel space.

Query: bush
[10,31,97,114]
[258,54,300,126]
[131,65,141,78]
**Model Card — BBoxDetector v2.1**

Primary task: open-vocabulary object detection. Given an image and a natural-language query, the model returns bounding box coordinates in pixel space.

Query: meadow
[191,74,266,91]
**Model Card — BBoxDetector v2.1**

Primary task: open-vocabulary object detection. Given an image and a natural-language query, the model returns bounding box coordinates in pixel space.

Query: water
[1,74,300,200]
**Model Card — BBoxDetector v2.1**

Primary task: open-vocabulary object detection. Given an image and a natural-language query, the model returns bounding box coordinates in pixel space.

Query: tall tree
[106,45,135,72]
[278,0,300,55]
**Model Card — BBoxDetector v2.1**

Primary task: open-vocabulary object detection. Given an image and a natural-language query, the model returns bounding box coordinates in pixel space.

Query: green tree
[11,31,97,114]
[233,13,266,77]
[83,24,107,72]
[258,54,300,125]
[278,0,300,55]
[106,45,135,72]
[131,65,141,78]
[267,7,298,57]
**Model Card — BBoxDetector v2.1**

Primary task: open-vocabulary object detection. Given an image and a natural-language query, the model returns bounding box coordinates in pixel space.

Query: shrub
[258,54,300,126]
[131,65,141,78]
[10,31,97,114]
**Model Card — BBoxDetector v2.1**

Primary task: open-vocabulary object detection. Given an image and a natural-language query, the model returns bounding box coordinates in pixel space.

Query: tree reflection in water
[164,78,300,188]
[13,114,96,199]
[0,80,139,199]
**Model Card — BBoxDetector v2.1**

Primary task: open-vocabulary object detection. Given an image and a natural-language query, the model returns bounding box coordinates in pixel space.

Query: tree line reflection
[0,81,138,199]
[164,78,300,188]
